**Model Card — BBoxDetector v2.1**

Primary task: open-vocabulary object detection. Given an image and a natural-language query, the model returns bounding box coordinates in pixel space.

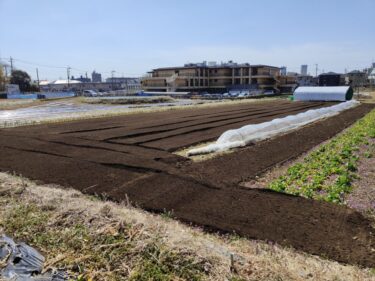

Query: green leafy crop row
[269,108,375,204]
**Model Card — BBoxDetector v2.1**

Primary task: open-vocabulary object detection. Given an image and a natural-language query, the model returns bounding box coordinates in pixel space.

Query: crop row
[269,108,375,204]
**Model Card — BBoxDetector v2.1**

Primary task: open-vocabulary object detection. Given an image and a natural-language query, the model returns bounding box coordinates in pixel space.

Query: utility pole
[67,67,71,89]
[10,57,13,73]
[111,70,115,90]
[36,68,40,89]
[315,64,318,77]
[4,65,8,78]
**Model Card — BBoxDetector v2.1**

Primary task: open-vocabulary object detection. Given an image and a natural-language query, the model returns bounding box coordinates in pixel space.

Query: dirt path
[347,139,375,220]
[0,100,374,267]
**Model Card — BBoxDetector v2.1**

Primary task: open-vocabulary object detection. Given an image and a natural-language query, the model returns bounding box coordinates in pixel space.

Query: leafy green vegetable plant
[269,108,375,204]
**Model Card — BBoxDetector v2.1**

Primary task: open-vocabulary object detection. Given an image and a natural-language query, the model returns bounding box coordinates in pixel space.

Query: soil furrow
[104,102,327,143]
[0,100,374,268]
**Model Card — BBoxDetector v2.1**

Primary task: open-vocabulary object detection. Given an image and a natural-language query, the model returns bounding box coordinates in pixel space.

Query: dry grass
[0,172,373,281]
[82,96,175,105]
[357,90,375,104]
[0,99,41,110]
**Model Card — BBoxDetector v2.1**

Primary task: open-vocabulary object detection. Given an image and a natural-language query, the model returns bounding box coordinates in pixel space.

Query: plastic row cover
[188,100,359,156]
[293,86,353,102]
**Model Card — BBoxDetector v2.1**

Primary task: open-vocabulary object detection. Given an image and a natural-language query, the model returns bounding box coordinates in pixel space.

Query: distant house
[296,75,318,87]
[318,72,343,86]
[277,74,317,92]
[345,70,368,87]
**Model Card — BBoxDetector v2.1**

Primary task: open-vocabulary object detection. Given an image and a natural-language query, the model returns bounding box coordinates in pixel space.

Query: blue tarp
[6,92,75,100]
[39,92,75,99]
[7,94,38,99]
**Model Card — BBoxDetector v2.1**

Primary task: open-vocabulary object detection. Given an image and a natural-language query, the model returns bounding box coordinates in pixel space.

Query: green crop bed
[269,108,375,204]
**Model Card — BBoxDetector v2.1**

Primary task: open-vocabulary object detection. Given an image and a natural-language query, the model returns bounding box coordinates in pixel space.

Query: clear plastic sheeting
[293,86,353,102]
[0,235,68,280]
[188,100,359,156]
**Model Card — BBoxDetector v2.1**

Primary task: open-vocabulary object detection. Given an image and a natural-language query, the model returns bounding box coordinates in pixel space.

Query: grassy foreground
[0,173,374,281]
[269,108,375,204]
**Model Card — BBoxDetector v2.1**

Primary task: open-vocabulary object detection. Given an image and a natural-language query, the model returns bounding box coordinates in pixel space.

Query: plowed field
[1,100,374,267]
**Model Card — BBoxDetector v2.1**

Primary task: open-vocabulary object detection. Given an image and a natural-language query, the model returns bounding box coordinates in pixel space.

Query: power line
[0,57,144,77]
[1,57,67,69]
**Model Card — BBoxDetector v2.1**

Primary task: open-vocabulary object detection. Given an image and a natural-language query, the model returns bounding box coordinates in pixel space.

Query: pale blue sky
[0,0,374,80]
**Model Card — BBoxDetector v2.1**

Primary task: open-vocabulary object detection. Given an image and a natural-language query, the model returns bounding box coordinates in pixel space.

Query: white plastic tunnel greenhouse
[293,86,354,102]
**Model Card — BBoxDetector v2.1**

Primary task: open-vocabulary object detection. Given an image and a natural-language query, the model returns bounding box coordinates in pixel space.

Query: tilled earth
[0,100,374,267]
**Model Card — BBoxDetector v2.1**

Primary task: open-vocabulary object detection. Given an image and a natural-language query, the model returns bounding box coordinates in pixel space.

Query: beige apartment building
[141,61,280,93]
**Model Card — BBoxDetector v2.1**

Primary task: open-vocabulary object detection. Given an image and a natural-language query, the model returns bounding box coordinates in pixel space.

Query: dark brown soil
[0,100,374,267]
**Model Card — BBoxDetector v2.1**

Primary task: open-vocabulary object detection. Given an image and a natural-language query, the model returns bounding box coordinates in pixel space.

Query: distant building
[277,73,317,92]
[346,70,368,87]
[296,75,318,87]
[278,73,318,92]
[300,65,308,76]
[278,74,298,93]
[368,68,375,85]
[318,72,343,86]
[40,80,114,92]
[280,66,287,76]
[72,75,91,83]
[286,72,299,76]
[106,77,138,84]
[38,77,141,92]
[142,61,281,93]
[91,71,102,83]
[124,78,141,91]
[106,77,141,91]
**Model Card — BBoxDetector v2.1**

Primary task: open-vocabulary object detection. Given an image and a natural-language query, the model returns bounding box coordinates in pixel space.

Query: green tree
[10,70,32,92]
